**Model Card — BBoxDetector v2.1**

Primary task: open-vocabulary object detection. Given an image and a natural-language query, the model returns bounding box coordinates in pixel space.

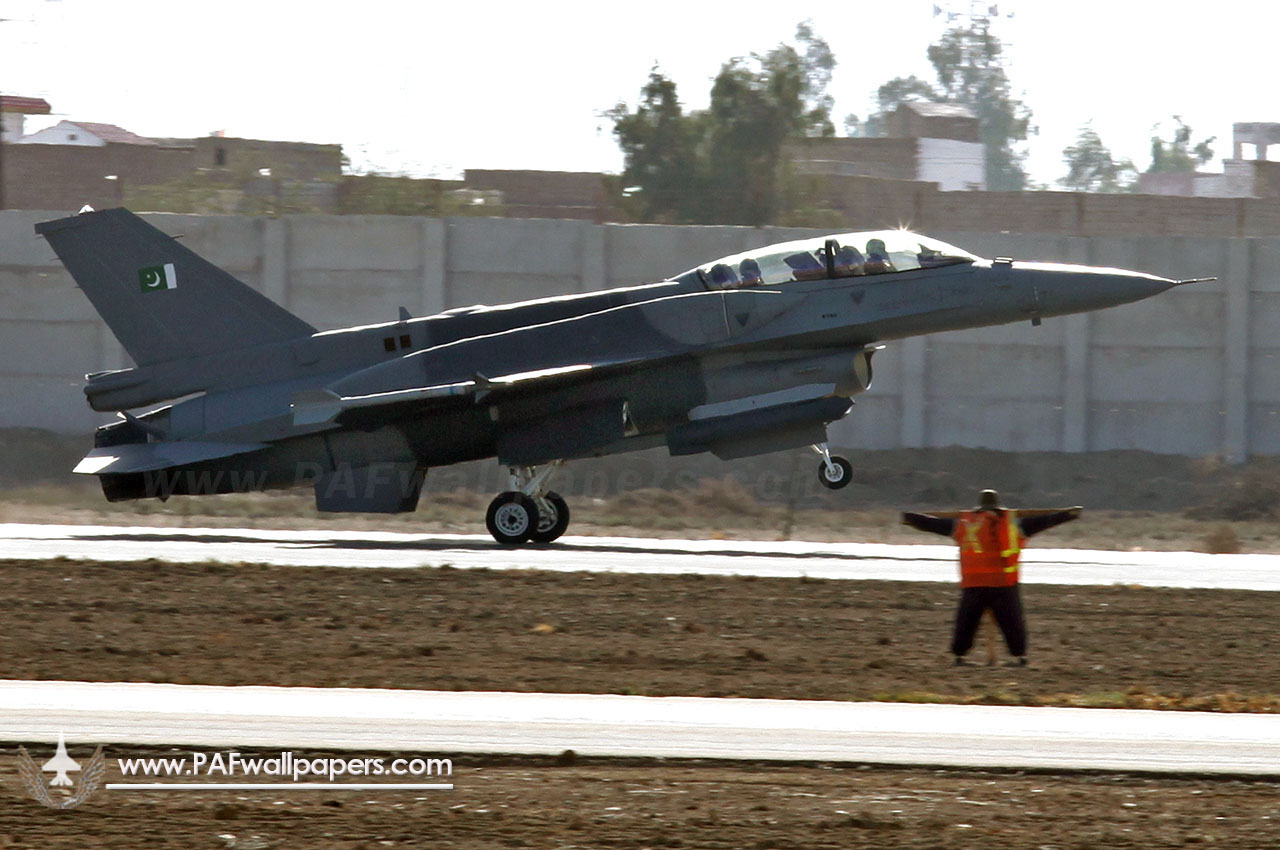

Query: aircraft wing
[73,441,270,475]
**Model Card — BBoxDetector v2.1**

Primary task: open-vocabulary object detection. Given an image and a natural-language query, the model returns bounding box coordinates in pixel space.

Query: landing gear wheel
[818,456,853,490]
[486,492,540,545]
[529,491,570,544]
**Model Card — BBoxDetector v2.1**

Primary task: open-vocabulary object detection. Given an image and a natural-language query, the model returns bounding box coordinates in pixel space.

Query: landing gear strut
[813,442,853,490]
[485,461,571,545]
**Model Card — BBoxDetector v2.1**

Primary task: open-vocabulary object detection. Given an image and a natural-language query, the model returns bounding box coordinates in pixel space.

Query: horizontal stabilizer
[74,441,269,475]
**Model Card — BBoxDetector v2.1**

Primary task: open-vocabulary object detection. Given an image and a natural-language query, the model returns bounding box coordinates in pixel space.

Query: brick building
[1138,122,1280,200]
[462,169,618,221]
[789,102,986,191]
[1,96,342,212]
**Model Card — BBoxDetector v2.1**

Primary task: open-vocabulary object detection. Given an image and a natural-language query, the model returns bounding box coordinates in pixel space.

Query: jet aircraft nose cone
[1010,262,1177,317]
[1084,268,1176,304]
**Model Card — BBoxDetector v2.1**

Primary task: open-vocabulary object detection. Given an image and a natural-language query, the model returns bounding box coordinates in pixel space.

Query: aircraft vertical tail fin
[36,208,316,366]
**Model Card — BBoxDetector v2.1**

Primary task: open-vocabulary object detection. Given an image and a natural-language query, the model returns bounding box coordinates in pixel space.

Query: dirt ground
[4,559,1279,709]
[4,430,1280,845]
[5,751,1279,850]
[2,559,1279,847]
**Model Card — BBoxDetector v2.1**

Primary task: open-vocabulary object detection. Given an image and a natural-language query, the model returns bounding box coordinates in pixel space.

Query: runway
[3,522,1279,590]
[2,679,1277,775]
[6,523,1278,777]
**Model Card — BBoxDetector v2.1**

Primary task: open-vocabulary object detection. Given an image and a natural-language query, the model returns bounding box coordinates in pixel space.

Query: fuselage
[89,228,1180,500]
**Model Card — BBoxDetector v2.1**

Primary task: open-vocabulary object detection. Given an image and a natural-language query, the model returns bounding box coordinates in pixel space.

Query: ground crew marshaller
[902,489,1081,666]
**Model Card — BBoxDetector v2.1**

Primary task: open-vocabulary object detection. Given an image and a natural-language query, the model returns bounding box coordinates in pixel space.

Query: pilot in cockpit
[831,244,865,277]
[865,238,894,274]
[707,263,739,288]
[739,257,763,286]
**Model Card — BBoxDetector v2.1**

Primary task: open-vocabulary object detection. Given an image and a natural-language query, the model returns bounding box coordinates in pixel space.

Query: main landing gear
[813,442,853,490]
[483,447,850,544]
[485,461,571,546]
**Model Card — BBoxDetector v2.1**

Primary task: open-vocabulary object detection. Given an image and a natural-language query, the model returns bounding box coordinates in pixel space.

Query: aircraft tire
[818,456,853,490]
[529,492,571,544]
[486,492,541,545]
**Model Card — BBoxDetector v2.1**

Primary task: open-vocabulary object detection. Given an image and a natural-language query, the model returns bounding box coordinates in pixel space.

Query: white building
[17,120,155,147]
[890,103,986,191]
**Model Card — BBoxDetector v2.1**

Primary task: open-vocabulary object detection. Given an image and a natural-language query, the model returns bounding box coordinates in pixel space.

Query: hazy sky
[4,0,1274,187]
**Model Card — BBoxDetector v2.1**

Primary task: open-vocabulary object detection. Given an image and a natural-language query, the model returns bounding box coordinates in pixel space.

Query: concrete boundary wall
[1,211,1275,461]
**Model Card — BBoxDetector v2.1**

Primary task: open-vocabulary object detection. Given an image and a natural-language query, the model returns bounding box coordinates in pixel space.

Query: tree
[702,32,835,225]
[847,75,938,137]
[1147,116,1216,173]
[792,20,837,139]
[1059,124,1136,193]
[862,20,1033,191]
[608,22,839,225]
[606,69,702,223]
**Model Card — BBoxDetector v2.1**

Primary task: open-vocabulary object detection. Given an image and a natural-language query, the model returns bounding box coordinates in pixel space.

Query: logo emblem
[17,733,106,810]
[138,263,178,293]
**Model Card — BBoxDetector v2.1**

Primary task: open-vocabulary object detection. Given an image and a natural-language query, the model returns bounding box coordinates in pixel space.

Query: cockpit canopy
[675,230,981,290]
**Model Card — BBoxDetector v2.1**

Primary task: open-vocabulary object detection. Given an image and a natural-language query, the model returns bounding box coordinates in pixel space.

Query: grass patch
[869,688,1280,713]
[870,690,952,704]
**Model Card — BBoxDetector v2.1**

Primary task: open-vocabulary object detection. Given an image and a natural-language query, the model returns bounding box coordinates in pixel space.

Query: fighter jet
[42,732,80,787]
[36,209,1207,544]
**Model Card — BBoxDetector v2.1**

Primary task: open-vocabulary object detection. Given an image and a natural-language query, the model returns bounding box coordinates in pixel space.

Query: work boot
[1004,657,1028,667]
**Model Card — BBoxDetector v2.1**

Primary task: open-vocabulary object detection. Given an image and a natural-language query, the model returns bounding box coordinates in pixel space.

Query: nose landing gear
[813,442,853,489]
[484,460,571,545]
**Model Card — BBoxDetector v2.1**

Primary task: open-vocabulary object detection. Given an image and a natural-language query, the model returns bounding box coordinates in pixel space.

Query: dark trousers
[952,585,1027,657]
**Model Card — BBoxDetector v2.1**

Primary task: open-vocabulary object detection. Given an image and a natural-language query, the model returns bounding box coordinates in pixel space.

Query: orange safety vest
[952,510,1025,588]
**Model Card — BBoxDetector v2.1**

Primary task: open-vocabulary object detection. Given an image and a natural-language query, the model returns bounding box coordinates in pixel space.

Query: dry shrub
[431,488,487,509]
[911,471,964,505]
[692,475,768,518]
[1201,524,1240,554]
[1187,463,1280,520]
[607,487,697,519]
[606,475,768,523]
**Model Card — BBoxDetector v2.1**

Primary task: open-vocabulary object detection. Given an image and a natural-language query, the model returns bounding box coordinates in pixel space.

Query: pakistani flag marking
[138,263,177,293]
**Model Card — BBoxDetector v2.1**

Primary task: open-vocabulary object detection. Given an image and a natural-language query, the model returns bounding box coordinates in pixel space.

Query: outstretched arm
[901,512,956,536]
[1020,507,1083,537]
